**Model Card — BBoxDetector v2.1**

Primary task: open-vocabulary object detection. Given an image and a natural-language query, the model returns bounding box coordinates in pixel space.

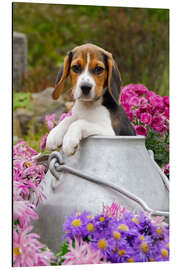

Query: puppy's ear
[104,53,122,105]
[52,51,73,100]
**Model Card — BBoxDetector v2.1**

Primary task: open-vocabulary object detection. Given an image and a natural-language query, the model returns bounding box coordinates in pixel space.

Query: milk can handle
[49,151,169,217]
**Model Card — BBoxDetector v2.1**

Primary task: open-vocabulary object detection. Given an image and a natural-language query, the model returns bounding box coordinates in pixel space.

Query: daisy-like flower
[102,202,129,220]
[63,237,107,265]
[62,204,169,264]
[13,200,38,229]
[63,211,92,239]
[13,226,55,267]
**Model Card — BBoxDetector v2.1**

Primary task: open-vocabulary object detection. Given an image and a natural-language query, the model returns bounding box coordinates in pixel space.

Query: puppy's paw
[46,126,64,150]
[62,133,80,156]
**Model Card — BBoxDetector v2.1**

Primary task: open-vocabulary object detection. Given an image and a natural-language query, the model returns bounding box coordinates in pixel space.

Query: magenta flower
[140,112,152,125]
[40,133,48,151]
[163,96,169,106]
[13,226,55,267]
[63,237,107,265]
[135,125,147,136]
[129,96,140,107]
[163,163,169,177]
[150,116,165,133]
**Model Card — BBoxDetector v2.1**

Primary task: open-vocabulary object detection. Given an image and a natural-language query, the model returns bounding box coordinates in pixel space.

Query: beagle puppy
[46,43,135,156]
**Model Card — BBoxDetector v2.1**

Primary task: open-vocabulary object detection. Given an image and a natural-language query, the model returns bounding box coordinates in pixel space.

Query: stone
[13,32,28,91]
[14,87,66,135]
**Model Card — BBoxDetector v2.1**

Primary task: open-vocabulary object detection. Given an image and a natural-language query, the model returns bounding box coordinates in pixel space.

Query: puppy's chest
[72,102,111,124]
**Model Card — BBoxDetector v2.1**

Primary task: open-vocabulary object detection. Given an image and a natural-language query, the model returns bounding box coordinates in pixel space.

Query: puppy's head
[52,43,122,104]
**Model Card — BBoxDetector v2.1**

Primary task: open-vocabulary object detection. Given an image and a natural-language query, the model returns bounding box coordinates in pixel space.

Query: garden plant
[13,84,169,266]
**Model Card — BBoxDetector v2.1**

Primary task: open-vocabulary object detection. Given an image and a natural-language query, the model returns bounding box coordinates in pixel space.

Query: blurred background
[13,3,169,94]
[12,3,169,150]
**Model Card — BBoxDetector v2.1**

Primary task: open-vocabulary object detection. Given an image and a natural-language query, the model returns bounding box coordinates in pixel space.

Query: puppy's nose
[80,84,92,95]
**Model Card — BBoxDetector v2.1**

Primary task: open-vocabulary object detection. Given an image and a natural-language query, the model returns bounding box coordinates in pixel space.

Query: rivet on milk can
[33,135,169,253]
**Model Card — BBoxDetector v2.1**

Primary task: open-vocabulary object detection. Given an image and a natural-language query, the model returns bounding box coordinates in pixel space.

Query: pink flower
[63,237,107,265]
[133,84,148,96]
[164,106,169,120]
[163,96,169,106]
[40,133,48,151]
[140,112,152,125]
[45,114,56,131]
[13,226,55,267]
[13,200,38,229]
[151,116,165,133]
[163,163,169,176]
[129,96,140,106]
[135,125,147,136]
[58,109,72,123]
[149,95,164,109]
[102,202,129,220]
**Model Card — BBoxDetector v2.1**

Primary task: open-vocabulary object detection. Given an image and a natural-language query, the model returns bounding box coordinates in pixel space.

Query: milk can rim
[87,135,145,140]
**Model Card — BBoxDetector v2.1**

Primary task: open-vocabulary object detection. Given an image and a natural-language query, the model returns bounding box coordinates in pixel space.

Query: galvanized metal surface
[33,136,169,252]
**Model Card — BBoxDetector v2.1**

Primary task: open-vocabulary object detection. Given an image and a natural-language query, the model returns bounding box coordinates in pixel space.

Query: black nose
[80,84,92,95]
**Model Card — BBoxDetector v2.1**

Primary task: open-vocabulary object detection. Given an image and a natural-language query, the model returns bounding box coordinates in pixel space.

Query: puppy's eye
[71,65,82,73]
[93,66,104,75]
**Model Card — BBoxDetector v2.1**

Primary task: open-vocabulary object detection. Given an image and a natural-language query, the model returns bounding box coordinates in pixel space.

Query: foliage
[13,92,32,110]
[13,3,169,94]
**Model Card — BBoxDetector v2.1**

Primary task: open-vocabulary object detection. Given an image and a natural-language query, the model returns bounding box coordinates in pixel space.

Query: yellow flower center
[72,219,81,227]
[127,258,134,262]
[25,161,31,167]
[87,223,94,232]
[75,212,81,216]
[118,249,126,256]
[87,215,94,219]
[149,257,154,262]
[99,216,105,222]
[156,227,162,235]
[118,224,129,231]
[14,247,21,256]
[161,249,168,258]
[140,235,145,241]
[113,231,121,240]
[141,242,149,253]
[98,239,107,250]
[132,217,139,224]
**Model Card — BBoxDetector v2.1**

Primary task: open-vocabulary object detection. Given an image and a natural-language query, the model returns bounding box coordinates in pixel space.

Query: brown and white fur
[46,43,135,156]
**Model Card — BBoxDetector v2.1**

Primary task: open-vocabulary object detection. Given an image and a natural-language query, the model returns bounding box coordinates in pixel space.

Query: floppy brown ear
[106,57,122,105]
[52,52,73,100]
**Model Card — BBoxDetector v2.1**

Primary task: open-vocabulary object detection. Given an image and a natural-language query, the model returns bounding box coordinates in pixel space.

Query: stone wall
[13,32,28,91]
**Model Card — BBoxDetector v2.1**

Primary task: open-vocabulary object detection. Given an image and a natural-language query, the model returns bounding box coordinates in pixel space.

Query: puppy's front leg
[46,115,76,150]
[63,119,114,156]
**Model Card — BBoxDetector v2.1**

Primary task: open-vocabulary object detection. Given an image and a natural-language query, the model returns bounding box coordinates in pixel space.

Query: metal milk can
[33,136,169,252]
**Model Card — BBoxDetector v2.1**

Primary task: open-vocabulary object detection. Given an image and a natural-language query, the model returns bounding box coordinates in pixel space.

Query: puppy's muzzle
[80,83,92,95]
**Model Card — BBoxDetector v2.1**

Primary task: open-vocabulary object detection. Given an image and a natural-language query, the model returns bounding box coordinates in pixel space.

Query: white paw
[46,126,64,150]
[62,133,80,156]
